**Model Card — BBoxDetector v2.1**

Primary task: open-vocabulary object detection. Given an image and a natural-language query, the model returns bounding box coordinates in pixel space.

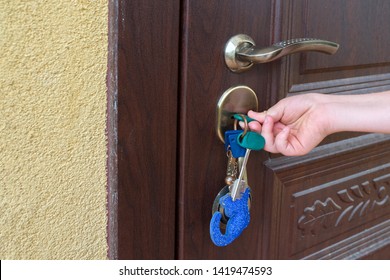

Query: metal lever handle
[225,34,339,72]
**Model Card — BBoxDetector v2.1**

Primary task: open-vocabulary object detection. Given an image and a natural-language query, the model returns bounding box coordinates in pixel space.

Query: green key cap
[237,131,265,150]
[232,114,256,123]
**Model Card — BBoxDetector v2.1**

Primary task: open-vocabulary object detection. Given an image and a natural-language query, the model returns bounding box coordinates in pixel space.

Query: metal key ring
[233,114,249,138]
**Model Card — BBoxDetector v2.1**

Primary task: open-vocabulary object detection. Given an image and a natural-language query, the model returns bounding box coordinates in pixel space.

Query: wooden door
[112,0,390,259]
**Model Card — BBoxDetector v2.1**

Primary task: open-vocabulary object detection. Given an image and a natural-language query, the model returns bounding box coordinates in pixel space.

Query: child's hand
[243,90,390,156]
[247,94,331,156]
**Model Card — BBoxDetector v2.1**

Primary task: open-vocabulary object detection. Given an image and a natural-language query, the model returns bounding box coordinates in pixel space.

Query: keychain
[210,114,265,246]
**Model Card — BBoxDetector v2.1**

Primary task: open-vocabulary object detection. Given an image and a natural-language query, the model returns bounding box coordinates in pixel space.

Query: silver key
[230,148,250,201]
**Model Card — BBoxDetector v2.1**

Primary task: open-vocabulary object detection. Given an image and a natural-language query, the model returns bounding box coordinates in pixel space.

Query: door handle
[224,34,339,72]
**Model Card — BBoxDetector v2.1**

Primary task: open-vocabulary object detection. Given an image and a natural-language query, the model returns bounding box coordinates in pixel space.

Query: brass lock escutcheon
[216,85,258,143]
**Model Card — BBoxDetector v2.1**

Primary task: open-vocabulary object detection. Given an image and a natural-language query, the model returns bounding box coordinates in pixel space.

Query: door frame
[107,0,118,260]
[107,0,181,259]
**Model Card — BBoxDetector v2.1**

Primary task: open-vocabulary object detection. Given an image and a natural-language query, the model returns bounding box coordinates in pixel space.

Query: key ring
[233,114,249,139]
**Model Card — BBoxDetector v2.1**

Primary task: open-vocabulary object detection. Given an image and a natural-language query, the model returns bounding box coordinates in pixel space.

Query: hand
[247,93,331,156]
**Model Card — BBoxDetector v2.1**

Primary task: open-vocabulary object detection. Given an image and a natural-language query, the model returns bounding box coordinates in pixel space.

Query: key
[230,131,265,200]
[224,129,246,158]
[224,113,257,158]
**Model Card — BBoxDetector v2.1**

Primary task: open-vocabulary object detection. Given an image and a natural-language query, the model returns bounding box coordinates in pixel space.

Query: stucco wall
[0,0,108,259]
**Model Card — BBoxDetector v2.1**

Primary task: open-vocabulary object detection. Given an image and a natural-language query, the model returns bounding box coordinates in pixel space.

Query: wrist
[320,93,358,134]
[309,93,337,137]
[320,94,342,135]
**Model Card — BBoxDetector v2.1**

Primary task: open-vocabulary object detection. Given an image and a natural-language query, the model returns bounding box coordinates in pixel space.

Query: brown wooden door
[113,0,390,259]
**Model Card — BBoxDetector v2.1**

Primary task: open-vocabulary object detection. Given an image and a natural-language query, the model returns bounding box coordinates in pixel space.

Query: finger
[265,100,287,122]
[274,126,292,155]
[239,120,262,134]
[248,110,267,123]
[261,116,278,153]
[248,121,262,133]
[273,122,285,135]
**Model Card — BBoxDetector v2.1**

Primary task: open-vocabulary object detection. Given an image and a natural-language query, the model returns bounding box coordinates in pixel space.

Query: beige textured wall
[0,0,108,259]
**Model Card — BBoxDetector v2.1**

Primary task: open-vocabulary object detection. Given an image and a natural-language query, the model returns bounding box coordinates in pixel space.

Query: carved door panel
[115,0,390,259]
[178,0,390,259]
[262,0,390,260]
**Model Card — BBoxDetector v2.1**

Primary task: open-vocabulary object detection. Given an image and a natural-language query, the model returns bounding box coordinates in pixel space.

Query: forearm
[324,91,390,134]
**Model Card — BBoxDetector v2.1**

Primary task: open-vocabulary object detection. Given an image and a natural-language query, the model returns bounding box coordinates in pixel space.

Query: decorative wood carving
[297,174,390,237]
[266,134,390,259]
[298,198,341,237]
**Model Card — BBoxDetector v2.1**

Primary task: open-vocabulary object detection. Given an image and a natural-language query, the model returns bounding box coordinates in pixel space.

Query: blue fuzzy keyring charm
[210,188,251,246]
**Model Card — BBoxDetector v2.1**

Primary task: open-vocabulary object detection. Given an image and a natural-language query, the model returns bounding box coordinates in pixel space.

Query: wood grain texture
[116,0,180,259]
[177,0,272,259]
[301,0,390,73]
[287,0,390,85]
[361,243,390,260]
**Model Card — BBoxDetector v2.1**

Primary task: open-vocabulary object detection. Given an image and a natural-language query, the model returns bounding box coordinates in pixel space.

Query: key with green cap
[230,131,265,201]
